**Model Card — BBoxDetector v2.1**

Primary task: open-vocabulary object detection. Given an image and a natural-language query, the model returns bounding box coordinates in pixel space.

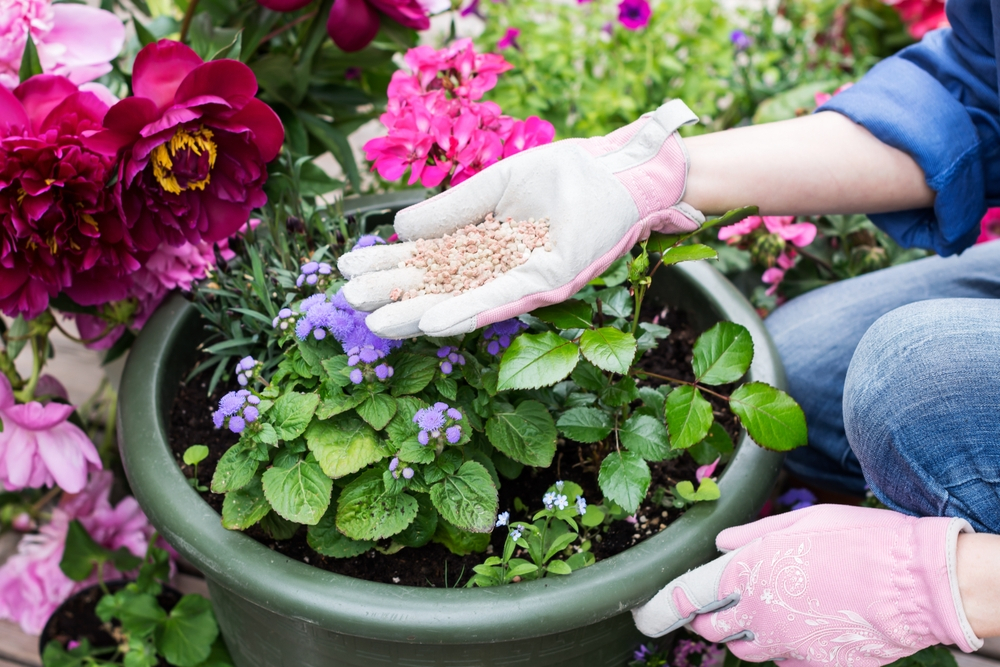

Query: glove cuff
[581,100,705,235]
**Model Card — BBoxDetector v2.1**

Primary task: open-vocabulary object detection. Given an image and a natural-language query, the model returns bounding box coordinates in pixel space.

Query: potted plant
[116,179,805,665]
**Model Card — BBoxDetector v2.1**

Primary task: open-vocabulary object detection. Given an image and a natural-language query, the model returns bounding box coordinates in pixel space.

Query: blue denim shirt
[819,0,999,256]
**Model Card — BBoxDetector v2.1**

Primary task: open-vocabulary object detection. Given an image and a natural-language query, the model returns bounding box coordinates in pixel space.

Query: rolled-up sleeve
[818,0,999,256]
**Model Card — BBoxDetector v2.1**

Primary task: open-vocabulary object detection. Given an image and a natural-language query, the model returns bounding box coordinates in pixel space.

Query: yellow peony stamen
[151,126,218,195]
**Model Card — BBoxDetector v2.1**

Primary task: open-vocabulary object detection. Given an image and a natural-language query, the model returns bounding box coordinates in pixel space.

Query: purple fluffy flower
[440,361,453,375]
[229,416,246,434]
[418,431,430,446]
[487,340,501,355]
[484,319,527,356]
[359,347,380,363]
[313,328,326,340]
[446,425,462,443]
[218,392,246,416]
[350,369,364,384]
[243,406,259,423]
[247,395,260,405]
[402,467,414,479]
[354,235,386,249]
[375,364,392,380]
[414,407,446,432]
[389,457,399,472]
[278,308,293,318]
[301,261,319,275]
[212,410,225,429]
[300,294,327,311]
[446,408,462,421]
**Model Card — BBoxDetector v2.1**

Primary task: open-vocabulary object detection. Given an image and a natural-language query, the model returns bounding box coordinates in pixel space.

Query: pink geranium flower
[0,373,101,493]
[762,250,797,296]
[718,215,816,248]
[617,0,652,30]
[89,40,284,251]
[0,471,163,635]
[0,0,125,91]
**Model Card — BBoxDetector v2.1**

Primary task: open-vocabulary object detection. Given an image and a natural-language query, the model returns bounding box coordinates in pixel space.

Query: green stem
[631,283,646,337]
[14,337,44,403]
[633,369,730,401]
[30,486,61,513]
[99,389,118,466]
[179,0,200,43]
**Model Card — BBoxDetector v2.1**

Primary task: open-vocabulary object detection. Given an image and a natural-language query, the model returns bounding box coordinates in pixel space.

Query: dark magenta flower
[0,75,141,318]
[90,41,283,250]
[497,27,520,51]
[617,0,651,30]
[256,0,430,53]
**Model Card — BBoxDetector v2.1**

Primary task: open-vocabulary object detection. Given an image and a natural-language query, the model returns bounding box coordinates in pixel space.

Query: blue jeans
[765,241,1000,533]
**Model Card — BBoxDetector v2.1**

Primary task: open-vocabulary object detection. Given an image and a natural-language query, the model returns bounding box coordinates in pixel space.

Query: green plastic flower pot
[117,193,786,667]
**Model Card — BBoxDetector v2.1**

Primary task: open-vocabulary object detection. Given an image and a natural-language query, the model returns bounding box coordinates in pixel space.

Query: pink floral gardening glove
[338,100,704,339]
[632,505,983,667]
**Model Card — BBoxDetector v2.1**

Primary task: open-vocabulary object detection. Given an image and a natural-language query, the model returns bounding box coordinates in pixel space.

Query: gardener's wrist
[957,532,1000,638]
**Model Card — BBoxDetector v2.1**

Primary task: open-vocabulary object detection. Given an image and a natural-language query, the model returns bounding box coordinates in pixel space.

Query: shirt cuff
[819,56,985,256]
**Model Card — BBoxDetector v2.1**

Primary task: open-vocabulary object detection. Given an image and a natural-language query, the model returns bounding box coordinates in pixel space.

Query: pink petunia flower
[497,28,521,51]
[617,0,652,30]
[0,471,165,635]
[0,0,125,92]
[0,373,100,494]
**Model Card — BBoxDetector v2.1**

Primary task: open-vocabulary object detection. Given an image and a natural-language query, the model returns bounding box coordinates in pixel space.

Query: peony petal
[53,63,112,86]
[46,5,125,73]
[327,0,382,52]
[102,96,159,136]
[132,40,204,112]
[62,271,129,306]
[173,60,258,110]
[224,98,285,162]
[199,193,253,242]
[78,82,119,107]
[39,91,109,134]
[13,75,78,135]
[0,87,29,136]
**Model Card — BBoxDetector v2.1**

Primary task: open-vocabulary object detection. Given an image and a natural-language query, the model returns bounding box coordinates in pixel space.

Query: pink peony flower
[0,471,163,635]
[89,40,284,252]
[0,75,140,318]
[364,40,553,189]
[617,0,651,30]
[0,373,101,493]
[497,28,521,51]
[0,0,125,91]
[255,0,429,53]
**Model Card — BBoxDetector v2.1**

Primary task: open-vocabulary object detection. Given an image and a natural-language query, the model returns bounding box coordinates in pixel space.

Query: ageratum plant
[191,206,808,570]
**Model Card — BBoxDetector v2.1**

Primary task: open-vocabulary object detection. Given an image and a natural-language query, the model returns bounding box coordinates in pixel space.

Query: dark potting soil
[167,303,742,587]
[41,582,182,664]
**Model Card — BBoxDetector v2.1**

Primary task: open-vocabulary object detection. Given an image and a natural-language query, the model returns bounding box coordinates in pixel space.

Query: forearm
[683,111,935,217]
[957,533,1000,638]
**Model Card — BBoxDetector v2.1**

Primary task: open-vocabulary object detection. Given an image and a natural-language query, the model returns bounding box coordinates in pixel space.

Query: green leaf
[183,445,209,466]
[435,375,458,401]
[389,354,439,396]
[579,327,636,374]
[133,19,157,47]
[385,396,426,447]
[60,520,139,582]
[297,110,361,192]
[19,34,42,83]
[96,590,164,636]
[498,332,579,391]
[261,457,332,525]
[155,595,218,667]
[6,315,28,361]
[546,560,573,575]
[269,392,320,441]
[729,382,808,451]
[305,414,386,478]
[636,322,672,353]
[646,232,681,254]
[211,445,258,493]
[659,244,718,266]
[432,518,490,556]
[600,376,639,407]
[620,413,672,460]
[556,407,612,443]
[665,386,714,449]
[675,478,721,503]
[356,393,397,430]
[316,387,364,419]
[393,493,439,548]
[429,461,498,533]
[260,512,297,541]
[307,503,373,558]
[637,386,665,415]
[321,356,352,388]
[485,400,558,467]
[688,422,735,465]
[580,504,606,528]
[598,287,632,319]
[571,362,608,392]
[598,450,650,515]
[753,81,839,124]
[589,256,628,286]
[336,470,418,541]
[221,476,270,530]
[194,637,235,667]
[258,423,279,446]
[692,322,754,385]
[531,300,593,329]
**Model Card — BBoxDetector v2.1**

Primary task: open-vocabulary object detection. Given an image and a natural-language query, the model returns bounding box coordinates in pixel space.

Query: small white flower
[542,492,557,509]
[510,527,523,541]
[555,480,564,491]
[496,511,509,528]
[554,494,568,510]
[576,496,587,515]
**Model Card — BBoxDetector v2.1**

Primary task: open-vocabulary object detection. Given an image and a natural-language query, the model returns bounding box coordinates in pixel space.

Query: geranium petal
[224,98,285,162]
[36,424,96,494]
[13,75,78,135]
[174,60,258,109]
[132,40,203,112]
[327,0,381,52]
[0,428,37,490]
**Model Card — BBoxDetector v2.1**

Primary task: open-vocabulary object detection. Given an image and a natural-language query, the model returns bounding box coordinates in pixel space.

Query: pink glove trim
[576,117,649,156]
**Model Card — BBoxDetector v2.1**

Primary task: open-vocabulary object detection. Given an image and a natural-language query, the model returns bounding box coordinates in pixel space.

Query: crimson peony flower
[256,0,430,53]
[90,40,283,250]
[0,75,141,318]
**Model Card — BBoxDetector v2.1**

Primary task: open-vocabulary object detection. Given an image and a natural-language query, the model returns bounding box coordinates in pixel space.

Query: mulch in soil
[41,582,181,664]
[168,302,742,588]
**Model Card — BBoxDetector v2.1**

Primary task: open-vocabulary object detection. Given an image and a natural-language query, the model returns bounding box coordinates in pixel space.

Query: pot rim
[118,197,785,645]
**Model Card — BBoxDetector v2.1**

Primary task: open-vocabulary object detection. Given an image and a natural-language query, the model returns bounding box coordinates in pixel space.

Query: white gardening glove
[338,100,705,339]
[632,505,983,667]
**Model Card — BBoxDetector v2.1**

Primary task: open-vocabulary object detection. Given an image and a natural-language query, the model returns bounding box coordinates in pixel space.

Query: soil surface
[41,582,182,664]
[168,302,742,587]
